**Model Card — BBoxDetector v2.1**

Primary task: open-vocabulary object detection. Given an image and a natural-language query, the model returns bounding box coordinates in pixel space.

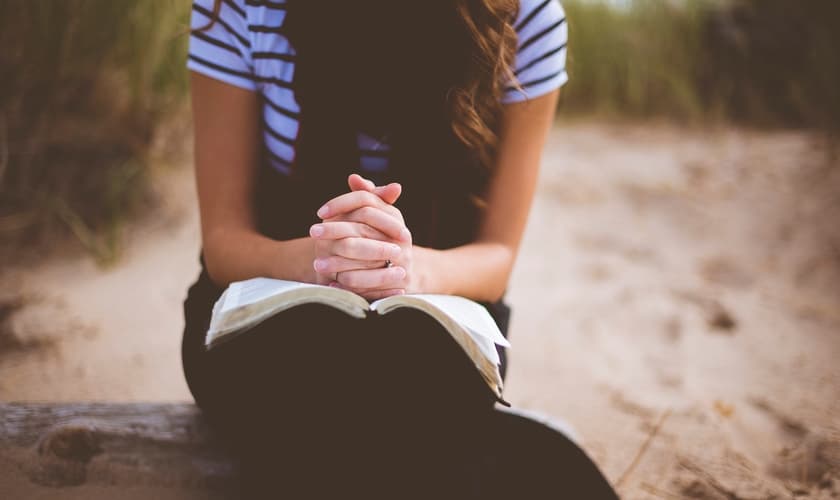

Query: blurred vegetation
[561,0,840,132]
[561,0,709,119]
[0,0,191,262]
[1,0,838,260]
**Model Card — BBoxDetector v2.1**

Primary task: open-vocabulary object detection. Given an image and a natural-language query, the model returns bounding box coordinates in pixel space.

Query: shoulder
[503,0,569,104]
[513,0,567,62]
[190,0,250,29]
[187,0,256,91]
[502,0,569,104]
[516,0,564,27]
[514,0,566,34]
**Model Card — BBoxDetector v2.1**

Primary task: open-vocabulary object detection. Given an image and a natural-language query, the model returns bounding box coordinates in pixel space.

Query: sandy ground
[1,122,838,498]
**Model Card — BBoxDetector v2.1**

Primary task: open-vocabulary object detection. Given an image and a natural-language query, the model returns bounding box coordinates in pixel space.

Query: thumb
[374,183,402,205]
[348,174,402,205]
[348,173,375,192]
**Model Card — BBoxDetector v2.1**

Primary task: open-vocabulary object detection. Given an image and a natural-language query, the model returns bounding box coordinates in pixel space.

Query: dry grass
[0,0,191,261]
[1,0,837,261]
[560,0,840,134]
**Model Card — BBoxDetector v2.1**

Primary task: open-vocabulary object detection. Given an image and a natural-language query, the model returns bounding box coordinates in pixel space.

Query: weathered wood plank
[0,403,236,499]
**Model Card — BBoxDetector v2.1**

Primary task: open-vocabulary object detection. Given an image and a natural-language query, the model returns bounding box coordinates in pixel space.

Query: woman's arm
[416,89,560,302]
[191,72,316,286]
[315,89,560,302]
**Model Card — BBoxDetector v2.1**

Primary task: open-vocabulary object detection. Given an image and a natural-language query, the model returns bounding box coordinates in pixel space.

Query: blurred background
[0,0,838,498]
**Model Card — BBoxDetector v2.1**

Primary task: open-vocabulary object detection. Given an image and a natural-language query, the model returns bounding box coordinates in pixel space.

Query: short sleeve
[187,0,256,92]
[502,0,569,104]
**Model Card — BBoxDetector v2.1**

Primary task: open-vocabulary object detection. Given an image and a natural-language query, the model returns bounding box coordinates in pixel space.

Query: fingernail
[393,267,406,279]
[389,244,402,257]
[329,281,341,288]
[400,228,411,241]
[317,205,329,218]
[310,225,324,237]
[314,259,327,271]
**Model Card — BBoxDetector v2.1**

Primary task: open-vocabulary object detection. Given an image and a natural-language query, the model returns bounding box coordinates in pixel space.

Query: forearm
[414,242,515,303]
[202,227,316,287]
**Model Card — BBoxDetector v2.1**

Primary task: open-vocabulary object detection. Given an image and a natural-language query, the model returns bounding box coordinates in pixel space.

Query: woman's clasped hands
[309,174,414,300]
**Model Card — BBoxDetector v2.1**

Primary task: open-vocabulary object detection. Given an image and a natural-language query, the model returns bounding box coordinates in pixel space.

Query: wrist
[268,237,318,284]
[412,246,445,295]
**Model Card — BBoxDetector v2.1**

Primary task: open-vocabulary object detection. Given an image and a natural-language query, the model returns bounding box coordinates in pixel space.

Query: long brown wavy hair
[199,0,520,171]
[451,0,521,167]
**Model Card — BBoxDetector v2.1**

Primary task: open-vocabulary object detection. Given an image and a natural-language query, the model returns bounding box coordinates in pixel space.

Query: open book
[207,277,511,401]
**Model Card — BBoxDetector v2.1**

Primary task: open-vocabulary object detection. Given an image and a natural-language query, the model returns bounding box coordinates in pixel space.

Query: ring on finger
[383,259,393,269]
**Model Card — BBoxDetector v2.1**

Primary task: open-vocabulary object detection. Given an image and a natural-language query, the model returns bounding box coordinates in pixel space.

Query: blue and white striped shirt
[187,0,568,175]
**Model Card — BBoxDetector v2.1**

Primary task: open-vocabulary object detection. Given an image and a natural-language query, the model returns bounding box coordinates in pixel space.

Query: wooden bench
[0,403,235,499]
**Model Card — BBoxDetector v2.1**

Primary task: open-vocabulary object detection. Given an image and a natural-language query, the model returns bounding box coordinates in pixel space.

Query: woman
[182,0,619,498]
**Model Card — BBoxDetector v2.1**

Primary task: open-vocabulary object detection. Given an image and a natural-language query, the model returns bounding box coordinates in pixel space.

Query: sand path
[2,122,838,498]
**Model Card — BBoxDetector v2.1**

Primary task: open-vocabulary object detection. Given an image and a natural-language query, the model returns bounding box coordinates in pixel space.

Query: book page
[462,328,501,366]
[370,294,508,398]
[220,278,322,313]
[374,295,510,348]
[207,278,370,350]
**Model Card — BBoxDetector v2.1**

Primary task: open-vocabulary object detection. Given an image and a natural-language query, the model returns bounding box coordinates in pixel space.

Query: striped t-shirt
[187,0,569,176]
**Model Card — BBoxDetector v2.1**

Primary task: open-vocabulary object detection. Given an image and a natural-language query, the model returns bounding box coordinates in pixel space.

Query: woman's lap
[185,304,492,417]
[181,279,618,498]
[183,302,494,496]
